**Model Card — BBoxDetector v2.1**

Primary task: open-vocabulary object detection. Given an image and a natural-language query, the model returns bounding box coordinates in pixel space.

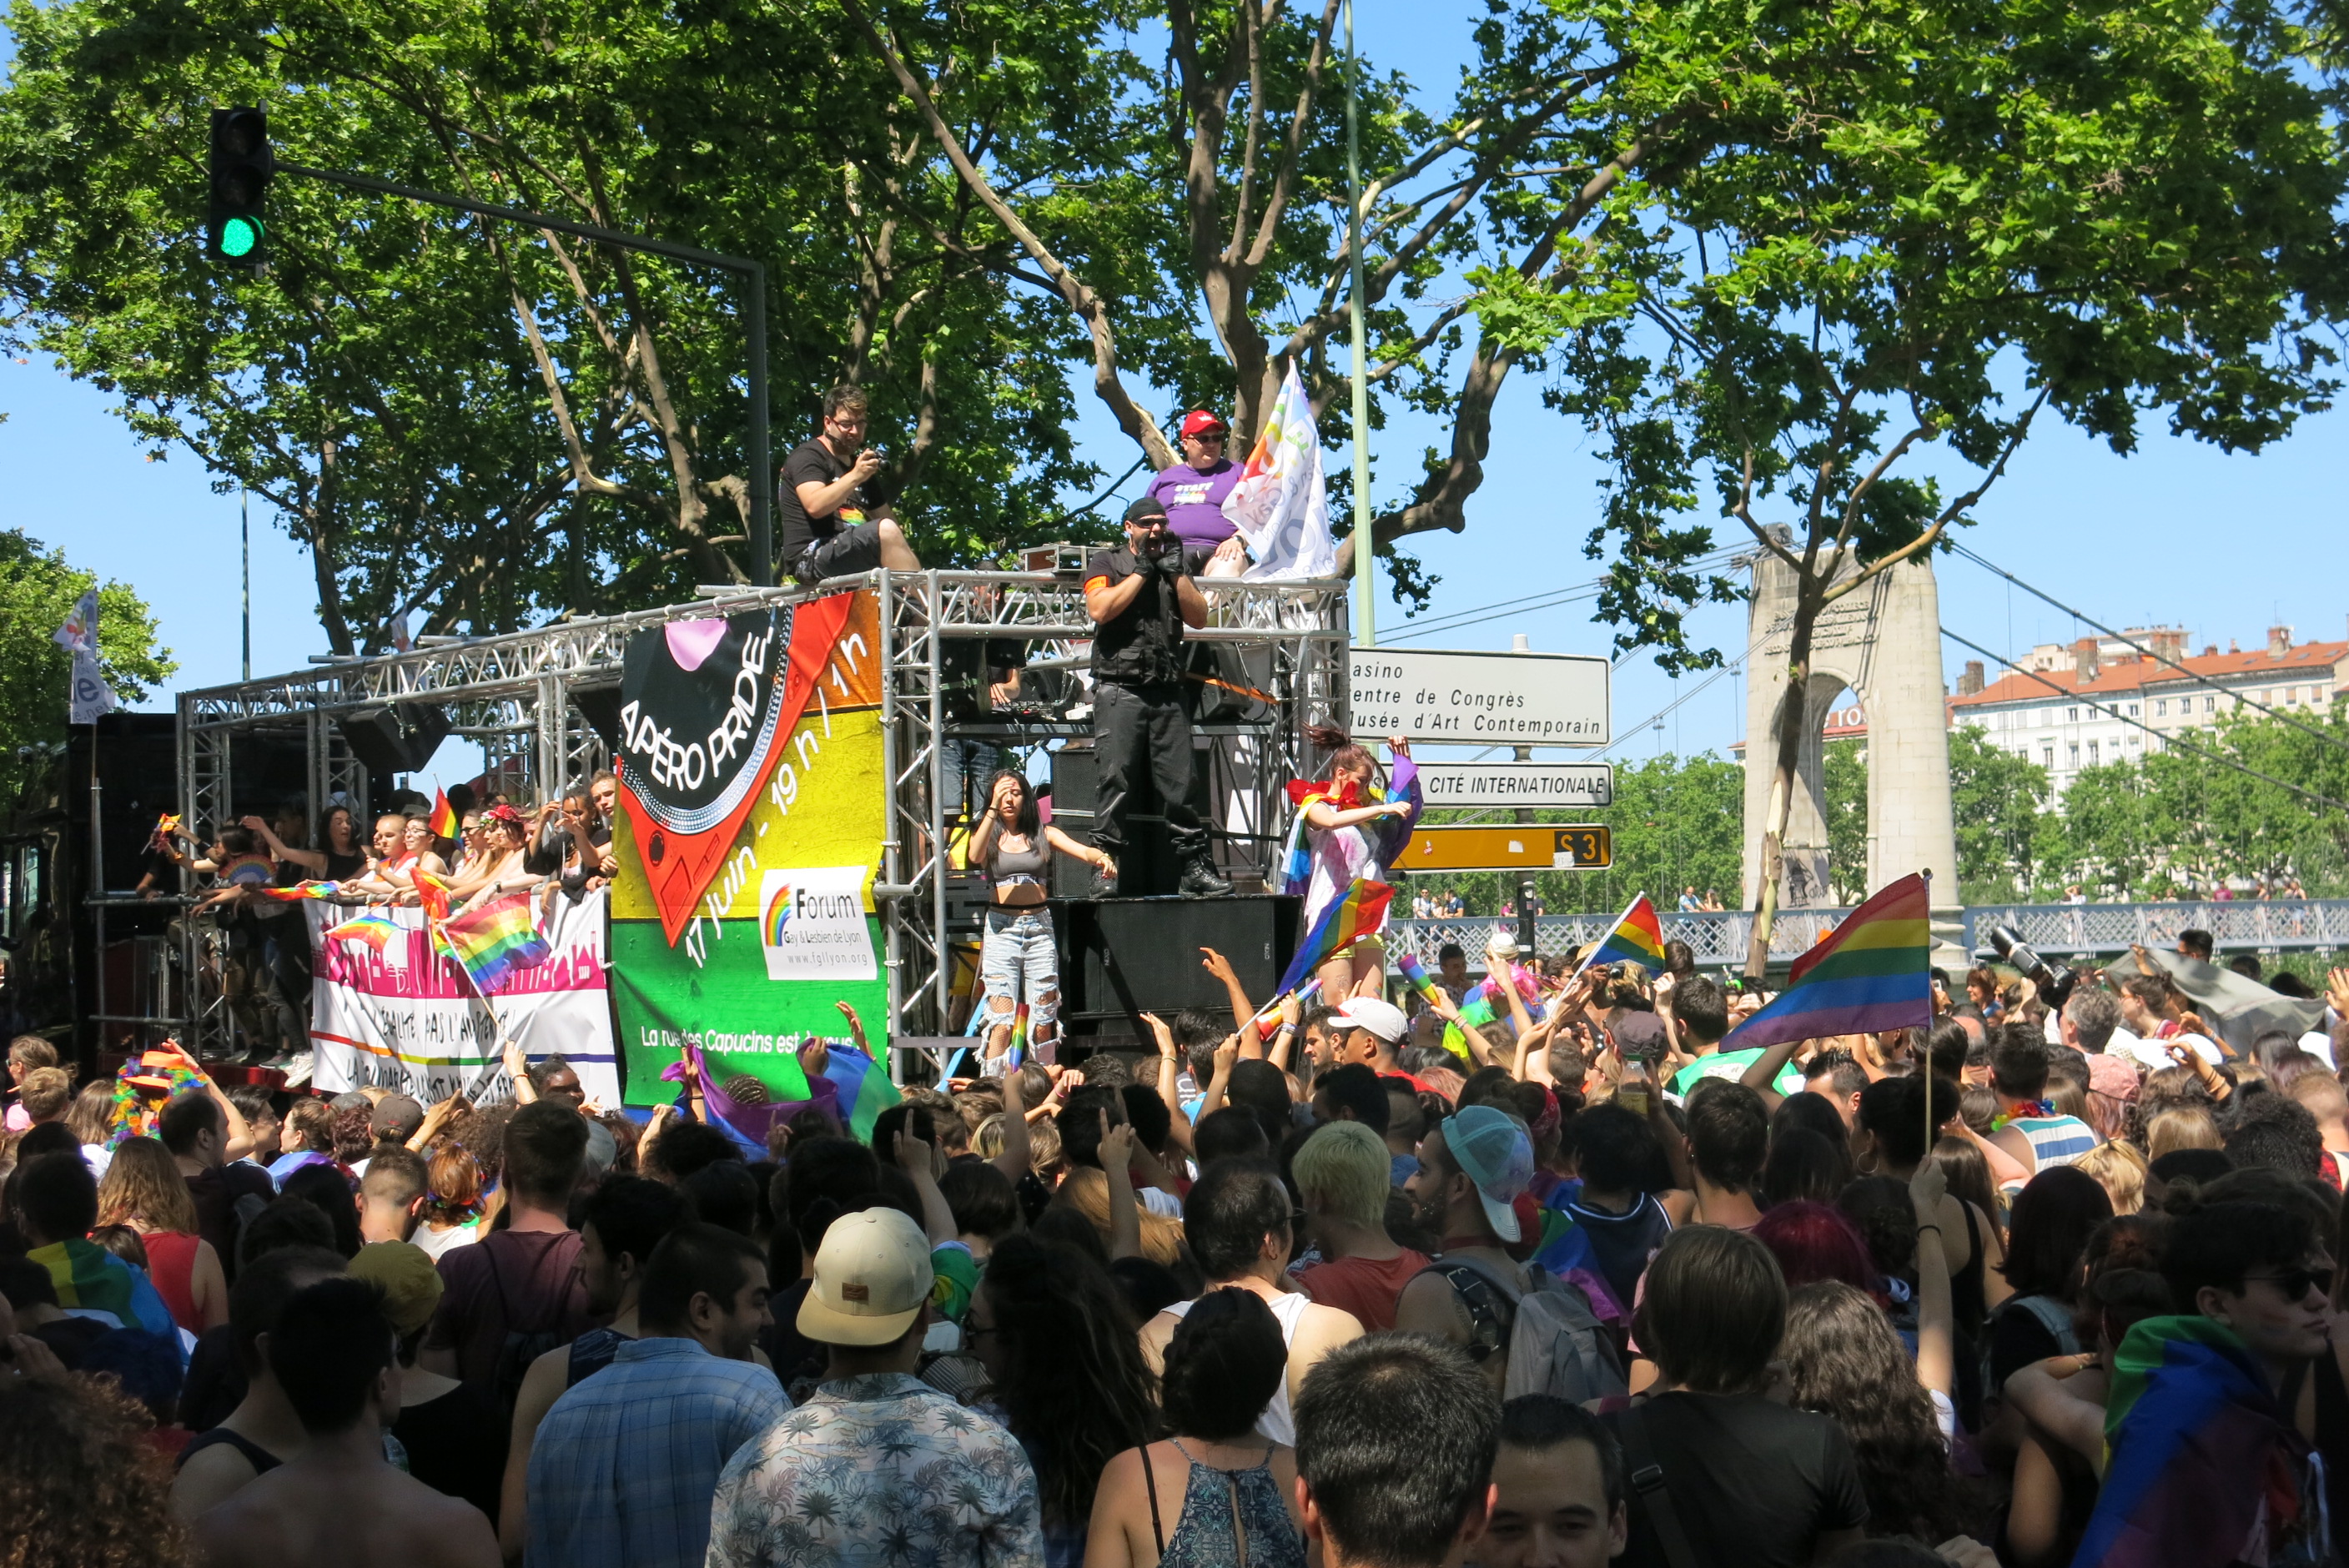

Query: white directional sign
[1415,761,1614,808]
[1350,647,1610,746]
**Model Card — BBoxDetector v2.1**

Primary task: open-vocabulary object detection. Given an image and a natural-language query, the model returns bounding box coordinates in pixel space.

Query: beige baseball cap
[796,1208,935,1347]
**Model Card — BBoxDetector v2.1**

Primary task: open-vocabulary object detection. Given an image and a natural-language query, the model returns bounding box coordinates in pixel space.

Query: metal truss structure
[174,569,1350,1061]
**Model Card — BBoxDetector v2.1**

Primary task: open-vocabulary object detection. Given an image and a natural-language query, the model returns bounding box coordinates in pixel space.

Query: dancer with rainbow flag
[1278,724,1421,1000]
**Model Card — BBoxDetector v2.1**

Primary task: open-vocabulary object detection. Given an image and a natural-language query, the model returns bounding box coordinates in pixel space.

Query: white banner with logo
[308,889,620,1104]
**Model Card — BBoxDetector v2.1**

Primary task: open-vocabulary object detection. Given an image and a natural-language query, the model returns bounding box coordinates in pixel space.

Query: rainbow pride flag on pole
[440,892,552,994]
[1573,892,1667,976]
[325,911,405,960]
[1275,878,1395,996]
[426,789,460,840]
[1723,872,1933,1050]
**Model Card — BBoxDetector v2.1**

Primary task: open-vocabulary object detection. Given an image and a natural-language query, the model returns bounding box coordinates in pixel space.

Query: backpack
[1980,1291,2080,1410]
[1426,1255,1628,1403]
[485,1244,567,1417]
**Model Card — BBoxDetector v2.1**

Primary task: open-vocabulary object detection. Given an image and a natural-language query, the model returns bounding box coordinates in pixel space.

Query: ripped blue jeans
[979,904,1059,1066]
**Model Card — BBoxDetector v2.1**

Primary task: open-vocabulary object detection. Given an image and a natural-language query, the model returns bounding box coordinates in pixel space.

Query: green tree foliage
[1502,0,2348,966]
[1410,751,1743,916]
[2048,706,2349,897]
[0,530,175,802]
[0,0,1105,650]
[1947,726,2060,904]
[1821,739,1867,905]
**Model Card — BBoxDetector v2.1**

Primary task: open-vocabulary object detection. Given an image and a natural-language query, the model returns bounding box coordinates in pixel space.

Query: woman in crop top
[968,770,1112,1071]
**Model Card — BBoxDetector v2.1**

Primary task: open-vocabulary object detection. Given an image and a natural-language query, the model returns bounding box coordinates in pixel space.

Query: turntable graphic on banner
[607,589,889,1117]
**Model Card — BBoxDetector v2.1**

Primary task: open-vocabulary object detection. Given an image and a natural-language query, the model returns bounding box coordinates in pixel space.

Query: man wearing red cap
[1146,409,1250,574]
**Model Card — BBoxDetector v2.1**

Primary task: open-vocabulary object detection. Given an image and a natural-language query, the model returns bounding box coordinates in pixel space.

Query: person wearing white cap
[1395,1105,1541,1392]
[707,1208,1044,1568]
[1325,994,1411,1076]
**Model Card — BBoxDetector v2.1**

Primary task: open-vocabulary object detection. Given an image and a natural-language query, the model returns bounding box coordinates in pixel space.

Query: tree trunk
[1745,576,1822,978]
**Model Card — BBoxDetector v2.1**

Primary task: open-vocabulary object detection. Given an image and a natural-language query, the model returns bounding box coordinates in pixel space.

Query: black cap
[1122,495,1169,525]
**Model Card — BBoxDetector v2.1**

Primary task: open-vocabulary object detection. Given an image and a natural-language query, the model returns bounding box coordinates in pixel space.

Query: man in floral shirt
[705,1209,1043,1568]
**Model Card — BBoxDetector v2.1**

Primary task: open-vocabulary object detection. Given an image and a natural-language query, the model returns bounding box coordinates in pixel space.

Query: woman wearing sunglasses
[1144,409,1250,578]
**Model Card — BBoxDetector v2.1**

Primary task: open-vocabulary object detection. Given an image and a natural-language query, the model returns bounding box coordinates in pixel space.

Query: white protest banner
[308,888,619,1103]
[1221,363,1337,580]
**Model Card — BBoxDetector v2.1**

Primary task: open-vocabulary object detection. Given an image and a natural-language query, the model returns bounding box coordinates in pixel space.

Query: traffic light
[207,107,274,264]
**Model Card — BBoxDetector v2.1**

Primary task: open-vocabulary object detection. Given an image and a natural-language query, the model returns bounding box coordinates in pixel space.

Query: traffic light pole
[275,161,774,586]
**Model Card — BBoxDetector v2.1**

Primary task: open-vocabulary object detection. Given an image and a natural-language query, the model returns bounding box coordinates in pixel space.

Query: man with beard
[1394,1106,1547,1393]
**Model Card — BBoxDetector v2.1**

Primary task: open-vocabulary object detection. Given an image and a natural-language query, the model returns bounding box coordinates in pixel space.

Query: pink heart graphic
[663,619,729,672]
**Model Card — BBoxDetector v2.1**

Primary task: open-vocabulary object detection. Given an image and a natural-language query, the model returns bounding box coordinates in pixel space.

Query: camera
[1984,924,2078,1010]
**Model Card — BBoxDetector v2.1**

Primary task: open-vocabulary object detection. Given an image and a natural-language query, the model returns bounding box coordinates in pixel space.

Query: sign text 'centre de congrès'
[1349,646,1610,746]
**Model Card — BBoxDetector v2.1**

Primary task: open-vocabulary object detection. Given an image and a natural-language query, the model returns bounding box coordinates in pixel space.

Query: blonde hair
[2071,1139,2148,1216]
[18,1067,72,1121]
[1291,1121,1392,1229]
[1054,1166,1185,1266]
[2145,1104,2222,1160]
[96,1136,199,1234]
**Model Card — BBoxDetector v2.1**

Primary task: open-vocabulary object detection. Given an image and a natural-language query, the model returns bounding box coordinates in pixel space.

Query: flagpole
[1343,0,1374,650]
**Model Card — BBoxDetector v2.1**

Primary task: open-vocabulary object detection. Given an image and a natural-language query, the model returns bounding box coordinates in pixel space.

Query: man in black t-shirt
[1081,496,1230,897]
[777,383,923,584]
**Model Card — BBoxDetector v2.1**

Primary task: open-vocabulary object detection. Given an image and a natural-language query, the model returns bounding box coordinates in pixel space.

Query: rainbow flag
[411,866,454,923]
[1723,873,1932,1050]
[2076,1314,2313,1567]
[440,892,551,993]
[1004,1003,1030,1069]
[1396,953,1472,1061]
[325,911,405,958]
[251,879,341,902]
[425,789,459,839]
[28,1238,177,1344]
[817,1039,904,1143]
[1275,756,1421,897]
[1575,893,1667,976]
[661,1035,827,1146]
[1275,878,1395,996]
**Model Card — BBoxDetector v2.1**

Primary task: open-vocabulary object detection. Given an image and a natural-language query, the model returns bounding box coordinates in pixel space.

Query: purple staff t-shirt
[1146,459,1240,549]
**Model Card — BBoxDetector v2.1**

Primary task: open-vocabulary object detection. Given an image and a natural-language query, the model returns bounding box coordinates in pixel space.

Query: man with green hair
[1293,1120,1427,1333]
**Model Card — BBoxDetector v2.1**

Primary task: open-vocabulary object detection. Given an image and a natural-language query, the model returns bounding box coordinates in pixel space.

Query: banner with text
[608,588,888,1107]
[309,890,618,1103]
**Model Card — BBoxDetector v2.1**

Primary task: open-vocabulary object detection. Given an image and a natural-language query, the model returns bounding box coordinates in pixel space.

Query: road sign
[1396,824,1613,872]
[1415,761,1614,809]
[1351,646,1609,746]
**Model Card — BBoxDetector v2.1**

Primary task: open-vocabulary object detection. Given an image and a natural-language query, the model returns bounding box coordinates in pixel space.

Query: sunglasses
[2245,1268,2331,1301]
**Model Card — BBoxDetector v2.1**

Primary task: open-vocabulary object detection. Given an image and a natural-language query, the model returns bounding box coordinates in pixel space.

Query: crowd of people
[3,890,2347,1566]
[130,776,622,1065]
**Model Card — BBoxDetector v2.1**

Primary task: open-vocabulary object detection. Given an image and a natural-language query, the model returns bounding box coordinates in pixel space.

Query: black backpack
[485,1244,566,1417]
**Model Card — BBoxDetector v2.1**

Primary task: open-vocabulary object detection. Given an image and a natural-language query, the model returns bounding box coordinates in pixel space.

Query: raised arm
[1199,947,1257,1038]
[242,814,326,873]
[992,1061,1035,1184]
[1738,1035,1805,1111]
[1909,1161,1956,1401]
[1144,1014,1195,1158]
[1098,1118,1144,1263]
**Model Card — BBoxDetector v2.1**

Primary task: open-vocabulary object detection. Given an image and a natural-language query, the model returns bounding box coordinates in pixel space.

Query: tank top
[1143,1441,1306,1568]
[1164,1291,1312,1445]
[2014,1113,2098,1171]
[176,1426,281,1475]
[142,1230,204,1334]
[986,832,1051,883]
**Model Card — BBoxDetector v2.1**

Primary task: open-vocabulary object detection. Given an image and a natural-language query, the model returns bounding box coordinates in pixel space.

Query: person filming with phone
[779,383,923,584]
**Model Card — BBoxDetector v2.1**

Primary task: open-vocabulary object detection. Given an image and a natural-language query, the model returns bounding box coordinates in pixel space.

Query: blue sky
[8,3,2345,769]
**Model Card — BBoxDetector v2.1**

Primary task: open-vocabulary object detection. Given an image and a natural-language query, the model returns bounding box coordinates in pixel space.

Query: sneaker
[1090,865,1119,899]
[1179,858,1233,897]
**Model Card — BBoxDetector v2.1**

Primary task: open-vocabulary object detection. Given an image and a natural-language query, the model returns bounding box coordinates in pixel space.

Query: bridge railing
[1387,897,2349,969]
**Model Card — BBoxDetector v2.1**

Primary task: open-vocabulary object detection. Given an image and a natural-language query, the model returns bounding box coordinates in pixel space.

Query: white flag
[52,588,95,653]
[1220,364,1338,580]
[58,590,114,724]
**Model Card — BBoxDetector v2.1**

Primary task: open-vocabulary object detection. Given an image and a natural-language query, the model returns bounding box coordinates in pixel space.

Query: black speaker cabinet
[1055,893,1298,1028]
[335,702,452,776]
[1047,742,1214,897]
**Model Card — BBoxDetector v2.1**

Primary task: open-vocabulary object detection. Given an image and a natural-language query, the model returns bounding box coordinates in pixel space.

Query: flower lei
[107,1051,209,1146]
[1988,1099,2055,1133]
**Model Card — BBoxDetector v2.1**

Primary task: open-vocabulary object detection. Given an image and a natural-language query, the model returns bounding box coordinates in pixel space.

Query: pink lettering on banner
[314,915,605,1000]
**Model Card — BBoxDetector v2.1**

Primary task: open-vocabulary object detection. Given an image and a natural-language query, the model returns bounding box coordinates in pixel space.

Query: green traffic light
[220,215,261,258]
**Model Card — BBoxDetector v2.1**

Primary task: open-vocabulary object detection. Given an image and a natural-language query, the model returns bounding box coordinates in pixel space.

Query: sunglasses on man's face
[2245,1267,2331,1302]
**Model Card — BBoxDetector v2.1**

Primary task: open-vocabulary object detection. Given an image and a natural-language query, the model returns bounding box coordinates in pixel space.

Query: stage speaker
[1056,893,1299,1025]
[1047,743,1213,898]
[336,703,451,776]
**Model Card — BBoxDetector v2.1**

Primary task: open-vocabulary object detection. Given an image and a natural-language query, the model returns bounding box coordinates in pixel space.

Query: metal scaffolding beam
[175,570,1351,1065]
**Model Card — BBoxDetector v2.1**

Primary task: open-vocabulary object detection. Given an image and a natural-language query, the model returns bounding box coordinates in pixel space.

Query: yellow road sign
[1396,824,1612,872]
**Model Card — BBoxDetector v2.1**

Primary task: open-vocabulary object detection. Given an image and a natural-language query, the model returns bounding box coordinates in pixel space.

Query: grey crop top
[986,833,1050,882]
